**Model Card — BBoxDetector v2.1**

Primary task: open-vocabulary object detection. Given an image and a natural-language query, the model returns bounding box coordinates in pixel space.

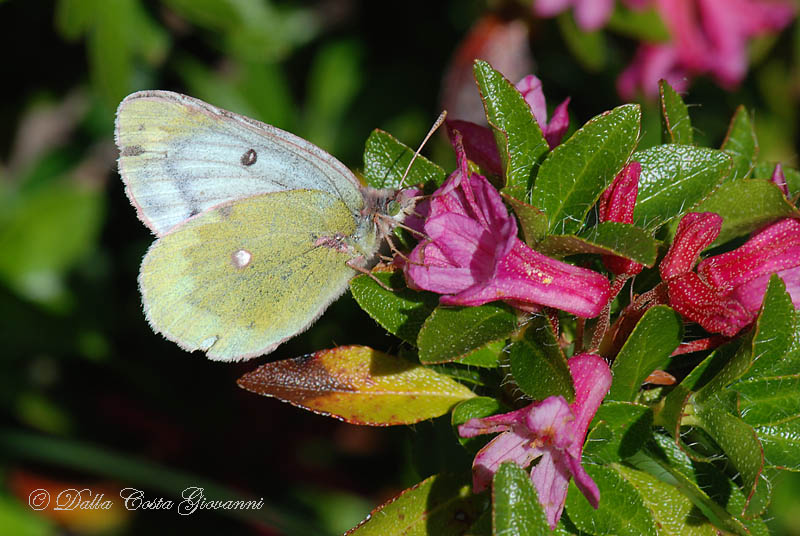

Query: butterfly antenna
[399,110,447,189]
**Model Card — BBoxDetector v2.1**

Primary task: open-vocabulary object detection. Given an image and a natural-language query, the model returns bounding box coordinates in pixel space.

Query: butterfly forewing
[139,190,361,361]
[115,90,364,236]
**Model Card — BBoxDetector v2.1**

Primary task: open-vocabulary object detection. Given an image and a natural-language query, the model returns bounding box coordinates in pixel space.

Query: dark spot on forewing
[121,145,145,157]
[241,148,257,166]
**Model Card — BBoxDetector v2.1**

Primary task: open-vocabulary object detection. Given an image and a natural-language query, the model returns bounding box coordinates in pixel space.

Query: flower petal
[529,449,571,529]
[472,430,540,492]
[404,240,482,294]
[458,406,530,438]
[524,396,576,450]
[516,74,549,129]
[544,97,571,148]
[443,239,611,317]
[667,272,752,336]
[660,212,722,280]
[533,0,574,19]
[567,353,612,461]
[446,119,503,176]
[565,451,601,508]
[771,163,790,198]
[599,162,643,275]
[731,267,800,312]
[573,0,615,30]
[617,44,688,100]
[697,218,800,291]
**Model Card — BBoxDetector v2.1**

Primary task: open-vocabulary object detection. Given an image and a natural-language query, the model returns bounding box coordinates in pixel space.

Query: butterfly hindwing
[139,189,362,361]
[115,90,364,236]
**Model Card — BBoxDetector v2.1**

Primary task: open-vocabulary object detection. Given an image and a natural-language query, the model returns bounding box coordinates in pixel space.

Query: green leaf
[417,304,517,365]
[456,340,505,368]
[0,178,104,307]
[584,402,653,463]
[55,0,96,40]
[632,145,732,229]
[305,40,362,152]
[362,129,446,189]
[350,270,439,345]
[686,180,800,247]
[502,193,549,246]
[237,346,476,426]
[744,275,799,380]
[536,222,659,267]
[557,12,607,71]
[566,464,658,536]
[345,474,483,535]
[473,60,549,200]
[493,462,551,535]
[608,306,683,402]
[607,5,670,41]
[509,315,574,402]
[655,340,743,435]
[659,80,693,145]
[721,106,758,181]
[690,402,764,508]
[755,418,800,470]
[531,104,641,235]
[733,375,800,425]
[452,397,506,451]
[753,162,800,195]
[613,464,719,535]
[632,437,753,536]
[689,338,765,505]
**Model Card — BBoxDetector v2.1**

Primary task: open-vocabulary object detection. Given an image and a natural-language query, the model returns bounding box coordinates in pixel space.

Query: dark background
[0,1,798,534]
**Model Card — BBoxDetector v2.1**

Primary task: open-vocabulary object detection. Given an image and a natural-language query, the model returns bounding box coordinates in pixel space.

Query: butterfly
[115,90,414,361]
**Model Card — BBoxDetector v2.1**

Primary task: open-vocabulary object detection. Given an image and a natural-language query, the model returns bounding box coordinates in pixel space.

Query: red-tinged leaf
[238,345,476,426]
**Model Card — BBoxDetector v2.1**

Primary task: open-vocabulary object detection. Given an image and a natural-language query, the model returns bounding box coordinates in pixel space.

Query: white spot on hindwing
[231,249,252,269]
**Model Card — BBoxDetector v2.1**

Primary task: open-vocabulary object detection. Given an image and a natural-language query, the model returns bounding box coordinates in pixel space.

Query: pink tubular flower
[403,134,611,318]
[660,212,800,336]
[619,0,795,98]
[447,74,570,172]
[516,75,570,149]
[697,219,800,313]
[598,162,643,276]
[458,353,612,529]
[533,0,647,30]
[617,44,689,100]
[445,119,503,176]
[771,163,789,198]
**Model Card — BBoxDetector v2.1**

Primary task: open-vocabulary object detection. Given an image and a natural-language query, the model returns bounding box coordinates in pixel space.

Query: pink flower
[533,0,647,30]
[618,0,795,98]
[697,218,800,313]
[458,353,612,528]
[660,212,800,336]
[445,119,503,176]
[597,162,644,276]
[404,134,611,318]
[516,75,571,149]
[771,163,789,198]
[446,74,570,173]
[617,44,689,100]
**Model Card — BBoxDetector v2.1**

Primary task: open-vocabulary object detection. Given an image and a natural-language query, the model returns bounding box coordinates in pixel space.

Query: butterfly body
[116,91,404,361]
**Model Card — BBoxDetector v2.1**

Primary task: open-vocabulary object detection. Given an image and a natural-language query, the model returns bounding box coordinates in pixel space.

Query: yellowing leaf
[238,345,476,425]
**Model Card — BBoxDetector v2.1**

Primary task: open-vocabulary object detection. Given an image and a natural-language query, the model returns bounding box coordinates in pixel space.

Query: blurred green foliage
[0,0,798,534]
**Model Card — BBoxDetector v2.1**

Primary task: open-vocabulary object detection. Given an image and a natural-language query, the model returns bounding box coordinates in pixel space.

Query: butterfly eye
[241,149,257,166]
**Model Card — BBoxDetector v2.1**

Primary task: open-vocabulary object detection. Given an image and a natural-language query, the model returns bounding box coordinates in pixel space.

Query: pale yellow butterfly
[115,90,419,361]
